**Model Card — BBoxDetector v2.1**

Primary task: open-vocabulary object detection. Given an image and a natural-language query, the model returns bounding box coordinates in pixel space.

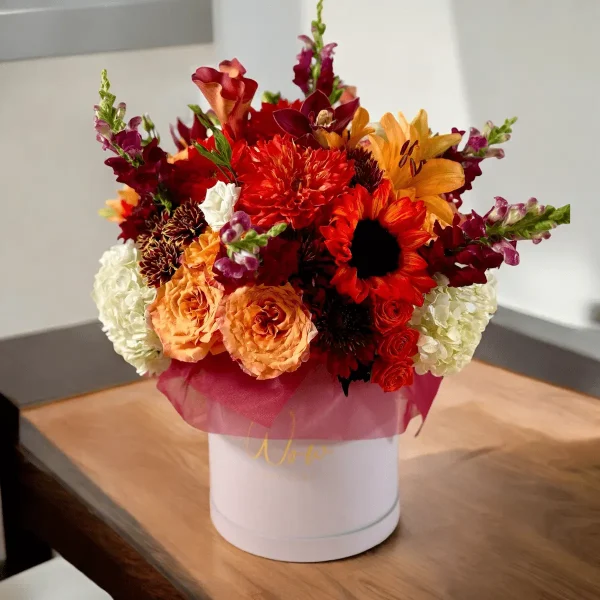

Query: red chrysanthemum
[235,135,354,229]
[321,181,435,305]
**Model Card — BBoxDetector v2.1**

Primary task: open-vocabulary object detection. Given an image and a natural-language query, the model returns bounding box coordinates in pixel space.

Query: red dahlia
[321,181,435,305]
[235,135,354,229]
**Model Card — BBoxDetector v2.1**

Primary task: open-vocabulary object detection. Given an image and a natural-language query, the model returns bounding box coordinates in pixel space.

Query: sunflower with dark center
[313,291,375,379]
[321,180,435,305]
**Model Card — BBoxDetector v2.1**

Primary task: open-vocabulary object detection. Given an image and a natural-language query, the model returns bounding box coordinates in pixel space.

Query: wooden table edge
[1,391,209,599]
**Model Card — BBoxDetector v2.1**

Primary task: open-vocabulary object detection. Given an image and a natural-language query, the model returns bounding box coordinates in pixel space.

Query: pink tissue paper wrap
[158,353,442,440]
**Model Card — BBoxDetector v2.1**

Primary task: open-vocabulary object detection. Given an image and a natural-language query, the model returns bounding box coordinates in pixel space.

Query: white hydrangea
[92,240,169,376]
[410,274,497,377]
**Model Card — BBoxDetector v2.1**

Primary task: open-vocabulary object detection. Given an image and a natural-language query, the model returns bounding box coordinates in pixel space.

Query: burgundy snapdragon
[95,110,143,158]
[293,44,313,95]
[214,212,261,279]
[442,120,513,207]
[105,138,172,197]
[420,216,504,287]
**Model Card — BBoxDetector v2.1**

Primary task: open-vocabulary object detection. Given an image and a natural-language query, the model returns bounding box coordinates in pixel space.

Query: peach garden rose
[182,229,220,276]
[149,264,223,362]
[220,283,317,380]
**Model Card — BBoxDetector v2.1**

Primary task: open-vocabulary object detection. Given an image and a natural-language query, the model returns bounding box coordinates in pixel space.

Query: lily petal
[410,158,465,196]
[421,195,455,225]
[348,106,373,147]
[422,133,463,159]
[411,109,429,141]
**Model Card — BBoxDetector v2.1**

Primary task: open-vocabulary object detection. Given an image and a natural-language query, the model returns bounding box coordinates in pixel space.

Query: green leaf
[242,230,259,242]
[262,90,282,104]
[213,128,232,163]
[329,86,343,105]
[153,189,172,213]
[141,113,160,146]
[188,104,212,129]
[192,142,228,168]
[189,105,233,168]
[267,222,288,238]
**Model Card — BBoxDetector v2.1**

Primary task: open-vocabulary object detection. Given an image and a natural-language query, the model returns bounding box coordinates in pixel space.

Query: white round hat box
[208,433,400,562]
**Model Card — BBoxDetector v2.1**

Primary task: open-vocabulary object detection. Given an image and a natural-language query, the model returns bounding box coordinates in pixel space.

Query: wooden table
[2,361,600,599]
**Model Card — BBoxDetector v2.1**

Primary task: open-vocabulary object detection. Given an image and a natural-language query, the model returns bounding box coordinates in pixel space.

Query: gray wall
[0,43,215,339]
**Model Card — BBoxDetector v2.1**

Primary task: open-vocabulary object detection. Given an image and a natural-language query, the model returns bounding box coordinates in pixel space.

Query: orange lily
[368,111,464,228]
[317,106,374,149]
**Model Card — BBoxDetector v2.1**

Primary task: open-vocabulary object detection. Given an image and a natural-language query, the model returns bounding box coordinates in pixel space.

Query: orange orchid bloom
[368,110,464,229]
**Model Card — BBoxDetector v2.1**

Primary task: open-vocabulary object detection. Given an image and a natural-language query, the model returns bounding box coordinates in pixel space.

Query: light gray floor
[0,556,111,599]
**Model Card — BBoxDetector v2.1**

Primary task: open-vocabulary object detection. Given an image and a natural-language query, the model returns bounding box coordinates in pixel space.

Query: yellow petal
[348,107,374,148]
[421,195,455,225]
[380,112,407,159]
[351,107,370,135]
[396,112,411,141]
[411,109,429,141]
[410,158,465,196]
[319,130,345,149]
[367,133,387,168]
[421,132,462,159]
[395,187,416,201]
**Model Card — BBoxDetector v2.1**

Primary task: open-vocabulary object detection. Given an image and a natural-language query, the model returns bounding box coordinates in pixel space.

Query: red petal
[380,197,426,234]
[398,229,431,250]
[333,97,360,132]
[301,90,332,118]
[273,109,312,137]
[401,251,428,273]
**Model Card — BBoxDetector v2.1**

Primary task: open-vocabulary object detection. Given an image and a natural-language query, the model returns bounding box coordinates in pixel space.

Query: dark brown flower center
[349,219,401,279]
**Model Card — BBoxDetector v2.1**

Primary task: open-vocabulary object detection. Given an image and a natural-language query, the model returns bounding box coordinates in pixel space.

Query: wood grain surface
[21,361,600,600]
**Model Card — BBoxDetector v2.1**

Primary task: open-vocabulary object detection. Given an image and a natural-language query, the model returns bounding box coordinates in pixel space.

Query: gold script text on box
[245,411,332,467]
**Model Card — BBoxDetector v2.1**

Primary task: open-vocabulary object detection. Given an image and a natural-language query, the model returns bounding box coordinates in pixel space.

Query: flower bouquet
[92,2,569,561]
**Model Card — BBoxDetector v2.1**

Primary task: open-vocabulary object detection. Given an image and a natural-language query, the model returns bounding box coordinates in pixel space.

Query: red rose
[371,358,414,392]
[377,327,419,361]
[372,299,414,333]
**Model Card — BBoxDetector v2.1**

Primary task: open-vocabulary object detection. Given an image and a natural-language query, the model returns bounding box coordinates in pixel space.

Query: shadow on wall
[449,0,600,327]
